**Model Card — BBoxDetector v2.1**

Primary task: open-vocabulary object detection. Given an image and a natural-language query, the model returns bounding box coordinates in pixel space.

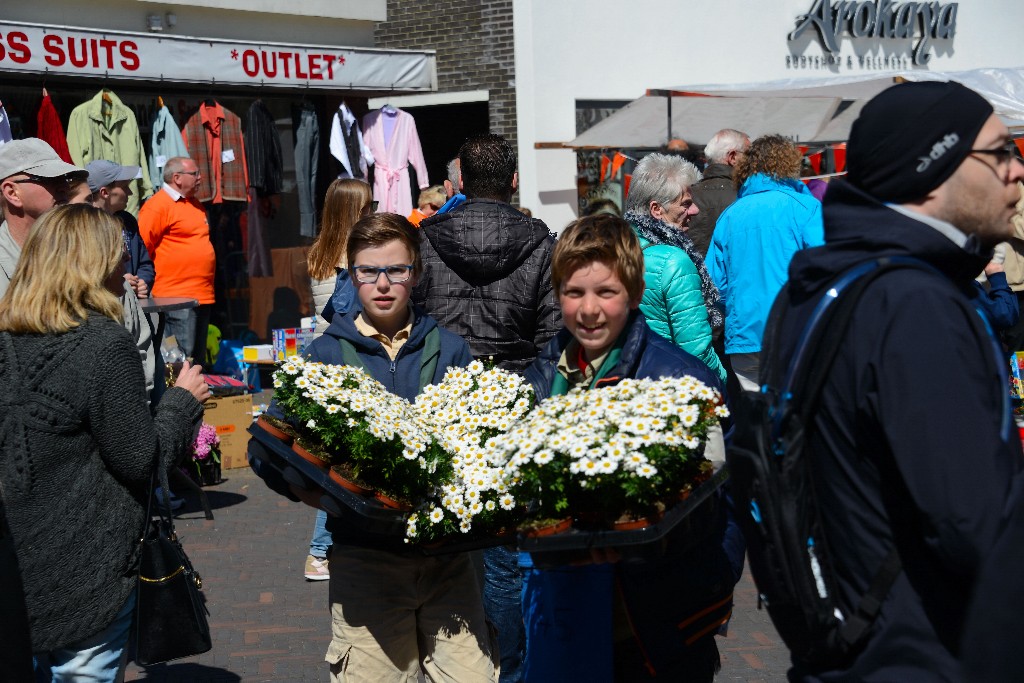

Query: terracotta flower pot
[256,415,293,445]
[612,515,654,531]
[522,517,573,538]
[329,468,373,497]
[374,491,412,511]
[292,441,329,470]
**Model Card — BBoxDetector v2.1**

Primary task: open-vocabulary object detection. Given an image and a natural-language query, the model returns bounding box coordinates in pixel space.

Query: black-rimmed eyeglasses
[969,141,1024,165]
[352,265,414,284]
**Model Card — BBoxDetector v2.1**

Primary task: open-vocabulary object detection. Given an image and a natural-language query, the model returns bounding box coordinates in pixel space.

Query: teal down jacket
[635,232,727,383]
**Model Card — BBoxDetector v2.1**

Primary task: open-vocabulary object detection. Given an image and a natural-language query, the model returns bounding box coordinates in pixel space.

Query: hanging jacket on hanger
[245,99,283,197]
[292,103,319,238]
[36,93,73,164]
[247,187,272,278]
[329,103,373,180]
[181,101,248,204]
[149,105,189,189]
[67,89,153,215]
[362,107,428,216]
[0,101,13,145]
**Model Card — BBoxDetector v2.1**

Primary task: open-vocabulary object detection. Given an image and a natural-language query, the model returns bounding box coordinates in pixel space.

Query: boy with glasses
[251,213,498,682]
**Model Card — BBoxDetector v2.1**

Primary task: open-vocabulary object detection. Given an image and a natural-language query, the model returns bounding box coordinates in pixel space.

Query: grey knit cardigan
[0,313,203,652]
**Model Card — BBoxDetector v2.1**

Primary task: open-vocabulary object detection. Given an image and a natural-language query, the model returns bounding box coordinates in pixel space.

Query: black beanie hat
[846,81,994,204]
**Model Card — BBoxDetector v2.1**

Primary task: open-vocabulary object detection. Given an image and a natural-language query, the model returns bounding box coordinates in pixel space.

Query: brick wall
[374,0,518,148]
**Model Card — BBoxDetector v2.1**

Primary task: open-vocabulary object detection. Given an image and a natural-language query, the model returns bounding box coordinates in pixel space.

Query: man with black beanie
[761,81,1024,681]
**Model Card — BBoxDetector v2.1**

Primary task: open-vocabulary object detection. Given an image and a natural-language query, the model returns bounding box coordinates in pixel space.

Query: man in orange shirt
[138,156,216,367]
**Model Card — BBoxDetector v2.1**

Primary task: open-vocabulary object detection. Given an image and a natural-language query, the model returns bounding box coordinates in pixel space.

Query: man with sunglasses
[0,138,87,296]
[760,82,1024,680]
[138,156,215,368]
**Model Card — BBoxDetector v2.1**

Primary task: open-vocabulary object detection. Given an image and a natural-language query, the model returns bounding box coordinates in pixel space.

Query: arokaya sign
[789,0,958,66]
[0,21,436,91]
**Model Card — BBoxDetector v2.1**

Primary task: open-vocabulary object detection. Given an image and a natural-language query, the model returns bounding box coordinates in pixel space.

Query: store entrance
[401,101,489,190]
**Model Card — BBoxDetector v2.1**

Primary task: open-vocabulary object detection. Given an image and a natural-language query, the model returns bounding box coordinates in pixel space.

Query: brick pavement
[125,466,790,682]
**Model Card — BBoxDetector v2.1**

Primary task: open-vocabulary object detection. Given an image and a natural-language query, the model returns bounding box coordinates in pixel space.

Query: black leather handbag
[134,468,212,666]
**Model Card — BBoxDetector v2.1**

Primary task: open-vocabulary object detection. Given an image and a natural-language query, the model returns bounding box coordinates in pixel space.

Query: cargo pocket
[325,641,353,679]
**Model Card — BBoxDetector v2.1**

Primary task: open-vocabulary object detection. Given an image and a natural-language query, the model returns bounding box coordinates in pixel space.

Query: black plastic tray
[247,423,510,555]
[517,464,728,567]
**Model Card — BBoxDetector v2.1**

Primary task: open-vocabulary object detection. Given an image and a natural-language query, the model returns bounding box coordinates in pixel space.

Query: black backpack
[726,258,914,669]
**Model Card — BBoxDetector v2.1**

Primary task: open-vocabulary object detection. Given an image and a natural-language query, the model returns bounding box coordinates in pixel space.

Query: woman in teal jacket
[624,153,726,383]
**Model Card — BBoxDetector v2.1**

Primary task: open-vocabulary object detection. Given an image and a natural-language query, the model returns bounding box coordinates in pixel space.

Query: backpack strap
[782,256,936,422]
[779,256,938,650]
[417,327,441,392]
[337,338,367,373]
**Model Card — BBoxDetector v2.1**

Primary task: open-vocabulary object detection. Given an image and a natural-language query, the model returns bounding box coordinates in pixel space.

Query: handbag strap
[143,451,178,538]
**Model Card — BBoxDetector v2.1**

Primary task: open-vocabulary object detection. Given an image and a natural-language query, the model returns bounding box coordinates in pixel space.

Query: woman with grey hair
[624,153,726,382]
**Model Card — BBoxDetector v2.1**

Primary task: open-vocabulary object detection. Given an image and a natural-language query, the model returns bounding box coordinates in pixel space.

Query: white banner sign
[0,21,436,91]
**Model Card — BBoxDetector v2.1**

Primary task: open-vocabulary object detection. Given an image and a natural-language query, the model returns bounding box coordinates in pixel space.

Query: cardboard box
[243,344,274,362]
[204,394,254,469]
[272,327,314,361]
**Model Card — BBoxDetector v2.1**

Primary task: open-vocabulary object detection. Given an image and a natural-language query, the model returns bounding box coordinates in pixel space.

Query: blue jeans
[164,305,212,367]
[34,590,135,683]
[483,545,524,683]
[163,308,196,360]
[309,508,332,558]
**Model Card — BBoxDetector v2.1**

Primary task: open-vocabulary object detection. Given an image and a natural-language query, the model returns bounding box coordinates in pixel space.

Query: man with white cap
[760,81,1024,680]
[0,138,86,295]
[86,160,154,298]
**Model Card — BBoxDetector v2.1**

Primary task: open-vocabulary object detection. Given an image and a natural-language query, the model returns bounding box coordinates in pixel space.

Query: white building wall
[514,0,1024,230]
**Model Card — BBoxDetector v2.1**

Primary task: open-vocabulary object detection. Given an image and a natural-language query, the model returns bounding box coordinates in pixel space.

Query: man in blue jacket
[766,81,1024,681]
[707,135,824,390]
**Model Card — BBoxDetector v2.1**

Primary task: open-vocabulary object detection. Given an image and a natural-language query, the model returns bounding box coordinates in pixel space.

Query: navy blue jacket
[971,270,1019,331]
[254,306,471,550]
[770,180,1023,682]
[116,210,155,291]
[524,312,745,677]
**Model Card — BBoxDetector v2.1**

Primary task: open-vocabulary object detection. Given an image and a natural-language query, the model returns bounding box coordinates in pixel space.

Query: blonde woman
[308,178,373,338]
[0,204,209,681]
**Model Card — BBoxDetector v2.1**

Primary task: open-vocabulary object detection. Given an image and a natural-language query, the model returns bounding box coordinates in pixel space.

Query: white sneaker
[304,555,330,581]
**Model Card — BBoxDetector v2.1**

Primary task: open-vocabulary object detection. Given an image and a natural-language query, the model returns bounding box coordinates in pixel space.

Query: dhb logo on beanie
[916,132,960,173]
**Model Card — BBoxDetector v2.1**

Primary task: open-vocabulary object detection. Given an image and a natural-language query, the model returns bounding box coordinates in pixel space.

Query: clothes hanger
[157,95,164,109]
[101,85,113,116]
[203,78,216,108]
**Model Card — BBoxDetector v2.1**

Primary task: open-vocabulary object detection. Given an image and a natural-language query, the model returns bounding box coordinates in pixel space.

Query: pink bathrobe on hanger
[362,108,429,216]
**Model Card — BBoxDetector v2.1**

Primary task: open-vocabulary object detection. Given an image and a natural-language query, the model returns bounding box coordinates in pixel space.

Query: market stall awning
[671,67,1024,132]
[565,95,842,149]
[0,20,437,92]
[809,100,867,143]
